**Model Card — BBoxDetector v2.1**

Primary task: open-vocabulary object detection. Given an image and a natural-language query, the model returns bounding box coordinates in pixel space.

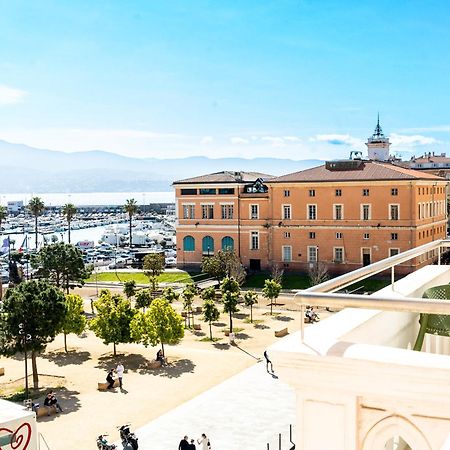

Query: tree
[123,280,137,299]
[130,298,184,357]
[0,205,7,233]
[28,197,45,250]
[0,205,6,301]
[135,288,153,311]
[124,199,138,248]
[182,284,196,328]
[162,286,179,303]
[90,290,136,356]
[201,250,246,285]
[143,253,165,291]
[62,294,86,352]
[31,242,90,293]
[262,278,282,316]
[243,290,258,323]
[202,299,220,340]
[0,280,66,389]
[61,203,77,244]
[221,277,240,333]
[308,262,329,287]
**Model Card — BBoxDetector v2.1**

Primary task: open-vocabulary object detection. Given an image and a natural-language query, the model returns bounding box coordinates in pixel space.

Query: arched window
[202,236,214,255]
[183,236,195,252]
[221,236,234,251]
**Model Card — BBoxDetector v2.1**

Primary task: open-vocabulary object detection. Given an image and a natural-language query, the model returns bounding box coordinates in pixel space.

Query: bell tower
[366,114,390,161]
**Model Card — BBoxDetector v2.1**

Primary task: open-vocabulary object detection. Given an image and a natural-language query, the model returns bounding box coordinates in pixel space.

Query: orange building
[174,161,447,274]
[173,123,448,274]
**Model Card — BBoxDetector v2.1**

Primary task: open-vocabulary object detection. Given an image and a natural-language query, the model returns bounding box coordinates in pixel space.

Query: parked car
[165,256,177,267]
[108,259,127,269]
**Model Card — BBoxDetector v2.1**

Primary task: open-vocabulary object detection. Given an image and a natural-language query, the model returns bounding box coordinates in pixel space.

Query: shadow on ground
[213,322,227,328]
[274,315,294,322]
[234,313,248,320]
[142,358,196,379]
[213,342,230,350]
[95,353,150,372]
[41,350,91,366]
[235,333,251,340]
[35,387,81,422]
[254,324,270,330]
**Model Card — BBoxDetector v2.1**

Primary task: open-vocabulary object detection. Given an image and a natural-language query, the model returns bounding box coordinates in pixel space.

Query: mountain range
[0,139,323,193]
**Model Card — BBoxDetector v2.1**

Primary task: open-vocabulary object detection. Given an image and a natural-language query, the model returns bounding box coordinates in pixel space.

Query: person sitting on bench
[156,349,166,366]
[48,390,63,412]
[106,368,116,389]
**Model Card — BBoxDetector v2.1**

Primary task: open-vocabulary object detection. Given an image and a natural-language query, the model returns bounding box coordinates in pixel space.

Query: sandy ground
[0,286,328,450]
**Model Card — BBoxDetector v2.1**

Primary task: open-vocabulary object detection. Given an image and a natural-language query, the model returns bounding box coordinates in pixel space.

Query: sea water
[0,191,174,206]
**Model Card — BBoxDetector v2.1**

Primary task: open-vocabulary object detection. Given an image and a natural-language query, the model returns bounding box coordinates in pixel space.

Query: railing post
[438,245,441,265]
[391,266,395,290]
[279,433,282,450]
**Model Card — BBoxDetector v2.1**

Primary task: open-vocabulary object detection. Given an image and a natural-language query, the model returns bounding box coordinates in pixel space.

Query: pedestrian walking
[264,350,273,373]
[197,433,211,450]
[116,362,124,388]
[178,435,190,450]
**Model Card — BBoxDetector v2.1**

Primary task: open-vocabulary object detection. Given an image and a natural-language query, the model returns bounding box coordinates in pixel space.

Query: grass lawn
[86,271,194,284]
[244,272,390,293]
[244,273,311,289]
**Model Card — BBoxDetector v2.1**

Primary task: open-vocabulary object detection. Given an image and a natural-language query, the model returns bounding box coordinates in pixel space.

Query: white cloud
[230,137,250,145]
[283,136,301,142]
[261,136,287,147]
[311,134,362,147]
[0,84,27,105]
[200,136,213,145]
[389,133,439,146]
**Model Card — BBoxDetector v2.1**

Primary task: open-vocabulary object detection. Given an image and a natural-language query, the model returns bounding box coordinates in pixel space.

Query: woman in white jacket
[197,433,210,450]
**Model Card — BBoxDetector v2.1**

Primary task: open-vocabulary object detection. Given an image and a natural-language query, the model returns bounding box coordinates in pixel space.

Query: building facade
[174,125,448,274]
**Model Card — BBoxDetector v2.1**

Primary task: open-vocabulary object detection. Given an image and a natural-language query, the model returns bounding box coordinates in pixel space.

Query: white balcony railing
[294,239,450,341]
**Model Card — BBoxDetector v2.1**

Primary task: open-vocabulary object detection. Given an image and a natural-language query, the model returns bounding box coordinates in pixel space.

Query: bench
[148,359,162,369]
[34,405,58,418]
[98,379,120,391]
[193,324,202,331]
[0,368,4,376]
[195,306,203,314]
[274,328,288,338]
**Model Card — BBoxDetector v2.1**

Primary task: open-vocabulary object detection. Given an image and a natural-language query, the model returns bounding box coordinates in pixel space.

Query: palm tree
[0,205,7,234]
[61,203,77,244]
[124,199,138,248]
[28,197,45,249]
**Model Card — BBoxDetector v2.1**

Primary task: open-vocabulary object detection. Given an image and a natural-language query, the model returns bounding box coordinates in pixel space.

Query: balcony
[270,239,450,450]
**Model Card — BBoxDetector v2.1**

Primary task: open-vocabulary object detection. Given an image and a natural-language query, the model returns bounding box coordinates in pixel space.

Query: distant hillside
[0,139,323,193]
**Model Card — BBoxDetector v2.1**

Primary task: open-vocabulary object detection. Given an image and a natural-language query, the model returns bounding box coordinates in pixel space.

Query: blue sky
[0,0,449,159]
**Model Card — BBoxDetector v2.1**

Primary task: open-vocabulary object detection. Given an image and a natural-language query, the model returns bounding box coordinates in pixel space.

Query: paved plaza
[117,362,296,450]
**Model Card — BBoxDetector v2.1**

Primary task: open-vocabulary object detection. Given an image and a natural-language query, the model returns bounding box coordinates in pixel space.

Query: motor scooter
[119,424,139,450]
[96,434,117,450]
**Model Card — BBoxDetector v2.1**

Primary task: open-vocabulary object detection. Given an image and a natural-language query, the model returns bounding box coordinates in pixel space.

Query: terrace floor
[115,362,296,450]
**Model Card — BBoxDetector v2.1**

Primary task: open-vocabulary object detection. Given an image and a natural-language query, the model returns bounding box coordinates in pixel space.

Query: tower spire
[366,114,390,161]
[373,113,384,138]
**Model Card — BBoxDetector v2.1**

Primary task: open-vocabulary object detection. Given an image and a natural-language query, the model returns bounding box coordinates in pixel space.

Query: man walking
[116,362,124,389]
[264,350,273,373]
[178,435,190,450]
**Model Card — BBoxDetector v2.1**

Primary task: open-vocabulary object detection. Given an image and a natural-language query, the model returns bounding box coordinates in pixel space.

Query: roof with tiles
[173,171,274,185]
[269,160,446,183]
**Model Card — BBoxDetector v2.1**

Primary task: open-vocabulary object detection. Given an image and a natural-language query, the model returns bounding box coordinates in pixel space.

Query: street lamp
[207,246,210,257]
[18,323,32,399]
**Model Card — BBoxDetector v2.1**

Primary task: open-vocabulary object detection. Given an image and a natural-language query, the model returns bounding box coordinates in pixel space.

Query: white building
[271,240,450,450]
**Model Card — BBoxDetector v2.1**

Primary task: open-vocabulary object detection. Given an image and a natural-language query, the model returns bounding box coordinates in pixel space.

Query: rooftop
[270,160,445,183]
[173,171,273,185]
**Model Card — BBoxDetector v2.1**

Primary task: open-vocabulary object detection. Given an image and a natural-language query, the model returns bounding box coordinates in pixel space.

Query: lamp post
[207,246,210,257]
[18,323,31,399]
